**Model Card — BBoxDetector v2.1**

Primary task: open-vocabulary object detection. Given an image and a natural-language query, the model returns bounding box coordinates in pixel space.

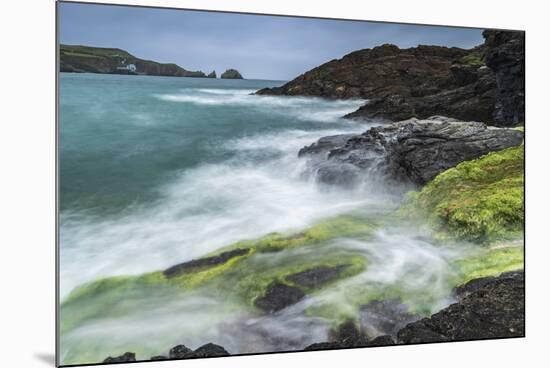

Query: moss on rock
[401,145,524,244]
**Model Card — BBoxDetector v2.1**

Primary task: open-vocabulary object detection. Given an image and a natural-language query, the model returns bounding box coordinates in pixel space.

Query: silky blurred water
[60,73,374,296]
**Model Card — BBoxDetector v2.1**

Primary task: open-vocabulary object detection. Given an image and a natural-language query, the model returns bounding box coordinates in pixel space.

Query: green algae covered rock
[402,145,524,244]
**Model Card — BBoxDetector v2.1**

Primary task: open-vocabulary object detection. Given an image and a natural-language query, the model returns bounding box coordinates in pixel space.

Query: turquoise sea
[59,73,466,364]
[60,73,372,297]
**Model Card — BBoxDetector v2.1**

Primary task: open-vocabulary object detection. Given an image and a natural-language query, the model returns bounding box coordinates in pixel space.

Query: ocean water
[60,73,376,297]
[59,74,475,364]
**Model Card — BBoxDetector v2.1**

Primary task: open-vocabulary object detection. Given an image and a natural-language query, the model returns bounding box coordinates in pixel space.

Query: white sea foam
[60,92,375,298]
[154,88,367,123]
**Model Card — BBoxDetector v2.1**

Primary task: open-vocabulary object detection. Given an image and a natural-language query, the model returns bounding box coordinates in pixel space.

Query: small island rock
[221,69,243,79]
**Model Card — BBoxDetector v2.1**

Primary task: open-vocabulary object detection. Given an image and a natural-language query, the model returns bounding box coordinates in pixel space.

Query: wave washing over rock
[60,28,524,366]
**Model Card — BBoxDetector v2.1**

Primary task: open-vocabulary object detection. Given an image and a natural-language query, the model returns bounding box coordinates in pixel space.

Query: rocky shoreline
[256,30,524,127]
[66,28,524,366]
[103,271,524,362]
[298,116,523,187]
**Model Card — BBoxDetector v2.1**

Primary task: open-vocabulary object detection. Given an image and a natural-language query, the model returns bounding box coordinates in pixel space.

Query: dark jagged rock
[207,70,217,78]
[169,344,193,359]
[221,69,243,79]
[103,352,136,363]
[344,65,496,123]
[285,265,350,289]
[360,298,418,337]
[151,355,168,360]
[254,281,305,313]
[163,248,249,278]
[165,343,230,360]
[300,118,523,186]
[397,271,524,344]
[483,30,525,126]
[60,44,208,78]
[304,320,396,350]
[186,343,230,358]
[329,319,369,347]
[304,342,342,350]
[367,335,396,346]
[257,44,469,99]
[298,134,355,157]
[257,30,524,126]
[454,271,524,299]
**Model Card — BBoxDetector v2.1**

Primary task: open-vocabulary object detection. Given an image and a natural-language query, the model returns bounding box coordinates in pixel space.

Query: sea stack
[221,69,243,79]
[207,70,217,78]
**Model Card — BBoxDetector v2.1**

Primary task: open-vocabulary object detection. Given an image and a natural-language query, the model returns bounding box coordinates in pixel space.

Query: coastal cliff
[256,30,524,126]
[60,44,209,77]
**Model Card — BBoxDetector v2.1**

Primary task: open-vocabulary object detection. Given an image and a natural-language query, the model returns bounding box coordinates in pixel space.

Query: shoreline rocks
[256,30,524,126]
[397,271,524,343]
[102,271,523,362]
[299,117,523,187]
[305,270,524,350]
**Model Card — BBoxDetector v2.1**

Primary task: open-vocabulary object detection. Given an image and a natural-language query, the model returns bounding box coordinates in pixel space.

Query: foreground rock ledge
[305,270,524,350]
[299,117,523,187]
[102,271,523,362]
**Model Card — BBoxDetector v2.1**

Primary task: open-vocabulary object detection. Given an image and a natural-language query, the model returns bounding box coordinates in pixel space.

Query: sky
[59,2,485,81]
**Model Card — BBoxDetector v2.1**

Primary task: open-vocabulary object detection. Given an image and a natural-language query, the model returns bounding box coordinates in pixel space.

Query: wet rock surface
[285,265,350,289]
[168,344,193,359]
[101,271,523,361]
[163,248,249,277]
[300,118,523,186]
[103,352,136,363]
[167,343,229,360]
[187,343,230,358]
[397,271,524,343]
[360,298,419,337]
[254,281,306,313]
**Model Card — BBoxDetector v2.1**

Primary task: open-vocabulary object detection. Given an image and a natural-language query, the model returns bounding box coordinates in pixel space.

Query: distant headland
[59,44,243,79]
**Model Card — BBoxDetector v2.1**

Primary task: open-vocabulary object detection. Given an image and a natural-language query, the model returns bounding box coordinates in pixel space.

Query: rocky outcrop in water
[163,248,249,277]
[221,69,244,79]
[256,30,524,126]
[207,70,217,78]
[483,30,525,126]
[254,265,351,312]
[254,281,305,313]
[299,117,523,186]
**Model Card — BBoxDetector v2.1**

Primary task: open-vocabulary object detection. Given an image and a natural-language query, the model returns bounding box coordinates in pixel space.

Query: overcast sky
[59,2,484,80]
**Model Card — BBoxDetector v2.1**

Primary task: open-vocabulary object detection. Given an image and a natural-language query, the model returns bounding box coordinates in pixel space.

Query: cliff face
[256,30,525,126]
[483,30,525,126]
[59,44,208,78]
